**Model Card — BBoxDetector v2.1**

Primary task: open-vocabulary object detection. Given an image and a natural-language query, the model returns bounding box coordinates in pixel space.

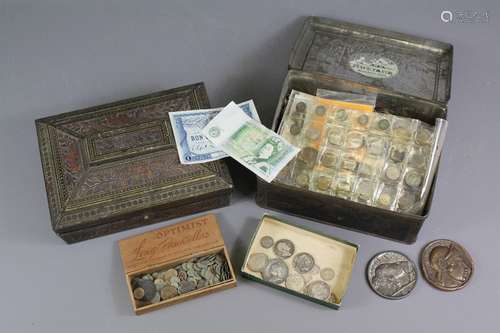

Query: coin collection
[241,215,358,308]
[131,252,231,308]
[365,239,473,299]
[277,91,438,214]
[247,235,338,303]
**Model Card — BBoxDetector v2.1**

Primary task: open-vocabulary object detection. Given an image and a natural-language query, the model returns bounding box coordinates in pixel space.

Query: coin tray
[119,214,237,315]
[241,215,358,309]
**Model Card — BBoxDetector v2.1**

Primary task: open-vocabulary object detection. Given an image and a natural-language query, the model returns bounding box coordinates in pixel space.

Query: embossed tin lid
[36,83,233,237]
[289,17,453,104]
[119,214,225,274]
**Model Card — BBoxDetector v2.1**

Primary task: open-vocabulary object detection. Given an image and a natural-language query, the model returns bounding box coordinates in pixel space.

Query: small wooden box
[241,215,358,309]
[118,214,237,315]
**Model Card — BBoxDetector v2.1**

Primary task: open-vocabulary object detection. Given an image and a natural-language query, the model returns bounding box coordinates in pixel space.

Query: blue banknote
[169,100,260,164]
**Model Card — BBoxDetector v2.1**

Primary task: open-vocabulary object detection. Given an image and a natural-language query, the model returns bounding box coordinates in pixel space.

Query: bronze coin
[357,114,369,126]
[289,122,302,136]
[296,101,307,113]
[316,175,332,191]
[314,105,326,116]
[298,147,318,164]
[420,239,474,291]
[320,152,337,167]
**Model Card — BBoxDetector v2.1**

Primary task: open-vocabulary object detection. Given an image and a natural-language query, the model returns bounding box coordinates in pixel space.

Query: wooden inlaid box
[119,214,237,315]
[36,83,233,243]
[256,17,453,243]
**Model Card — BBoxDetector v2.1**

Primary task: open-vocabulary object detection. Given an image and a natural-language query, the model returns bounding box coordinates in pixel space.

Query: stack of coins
[131,253,231,307]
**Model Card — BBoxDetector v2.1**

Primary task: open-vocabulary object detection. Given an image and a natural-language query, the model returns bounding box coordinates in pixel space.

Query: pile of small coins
[277,91,436,214]
[246,235,337,303]
[131,253,231,307]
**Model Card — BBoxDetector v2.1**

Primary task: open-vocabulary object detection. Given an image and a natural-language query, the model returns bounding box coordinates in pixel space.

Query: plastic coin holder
[375,183,398,209]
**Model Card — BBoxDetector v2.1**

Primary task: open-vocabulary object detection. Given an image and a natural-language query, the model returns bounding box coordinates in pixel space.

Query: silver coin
[246,252,269,272]
[305,280,331,301]
[260,236,274,249]
[273,239,295,259]
[292,252,315,273]
[262,258,289,284]
[320,268,336,281]
[367,251,417,300]
[285,273,305,292]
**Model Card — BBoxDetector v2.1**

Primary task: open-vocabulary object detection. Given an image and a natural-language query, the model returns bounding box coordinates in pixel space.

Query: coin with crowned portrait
[367,251,417,300]
[273,239,295,259]
[260,236,274,249]
[305,280,331,301]
[292,252,315,273]
[262,258,289,284]
[247,253,269,272]
[420,239,473,291]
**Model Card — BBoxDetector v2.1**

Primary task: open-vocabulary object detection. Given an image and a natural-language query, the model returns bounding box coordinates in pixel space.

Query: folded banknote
[202,102,299,182]
[169,100,260,164]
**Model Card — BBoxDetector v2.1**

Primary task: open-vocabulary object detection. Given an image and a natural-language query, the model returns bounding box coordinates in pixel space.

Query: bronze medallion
[420,239,474,291]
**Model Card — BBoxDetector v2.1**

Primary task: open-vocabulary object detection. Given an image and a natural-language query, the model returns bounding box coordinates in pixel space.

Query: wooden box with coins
[118,214,237,315]
[241,215,358,309]
[36,83,233,243]
[256,16,453,243]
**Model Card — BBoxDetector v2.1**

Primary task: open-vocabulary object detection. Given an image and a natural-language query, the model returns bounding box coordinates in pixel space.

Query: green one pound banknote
[202,102,299,182]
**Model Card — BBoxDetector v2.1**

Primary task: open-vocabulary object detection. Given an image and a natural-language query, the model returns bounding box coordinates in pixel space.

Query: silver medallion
[260,236,274,249]
[367,251,417,300]
[273,239,295,259]
[292,252,315,273]
[246,252,269,272]
[262,258,289,284]
[305,280,331,301]
[285,273,306,292]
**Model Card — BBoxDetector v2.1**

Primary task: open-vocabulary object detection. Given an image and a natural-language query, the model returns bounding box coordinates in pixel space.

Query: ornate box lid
[36,83,232,236]
[290,17,453,104]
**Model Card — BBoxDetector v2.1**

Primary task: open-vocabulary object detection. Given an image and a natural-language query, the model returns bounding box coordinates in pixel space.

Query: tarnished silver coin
[285,273,305,292]
[305,280,331,301]
[247,252,269,272]
[259,236,274,249]
[262,258,289,284]
[320,268,336,281]
[420,239,474,291]
[292,252,315,273]
[367,251,417,300]
[273,239,295,259]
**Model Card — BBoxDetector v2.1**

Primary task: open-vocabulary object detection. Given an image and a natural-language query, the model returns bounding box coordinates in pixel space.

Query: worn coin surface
[420,239,474,291]
[404,171,422,188]
[262,258,289,284]
[247,252,269,272]
[367,251,417,300]
[260,236,274,249]
[285,273,306,292]
[315,105,326,116]
[320,268,336,281]
[160,285,178,300]
[296,101,307,113]
[273,239,295,259]
[293,252,315,273]
[306,280,331,301]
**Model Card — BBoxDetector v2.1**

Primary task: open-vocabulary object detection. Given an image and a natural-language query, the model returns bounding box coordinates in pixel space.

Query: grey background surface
[0,0,498,331]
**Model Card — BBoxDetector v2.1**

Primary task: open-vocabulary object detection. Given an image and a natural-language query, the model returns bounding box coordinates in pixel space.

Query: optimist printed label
[349,54,399,79]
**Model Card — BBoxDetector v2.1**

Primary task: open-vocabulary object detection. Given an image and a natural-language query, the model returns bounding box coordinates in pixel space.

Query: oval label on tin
[349,54,398,79]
